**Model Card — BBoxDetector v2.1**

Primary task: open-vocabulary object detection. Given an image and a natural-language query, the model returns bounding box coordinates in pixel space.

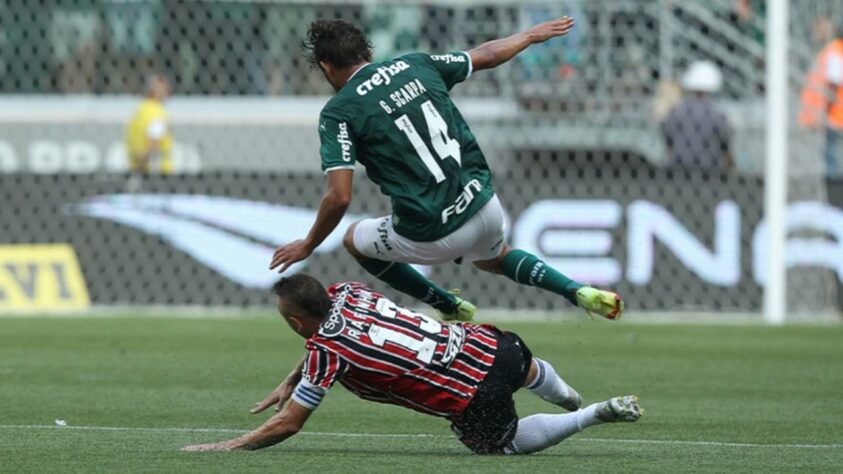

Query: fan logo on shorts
[319,309,346,337]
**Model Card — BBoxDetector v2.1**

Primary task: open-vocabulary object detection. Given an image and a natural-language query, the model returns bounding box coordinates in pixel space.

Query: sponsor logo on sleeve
[336,122,353,162]
[430,53,466,64]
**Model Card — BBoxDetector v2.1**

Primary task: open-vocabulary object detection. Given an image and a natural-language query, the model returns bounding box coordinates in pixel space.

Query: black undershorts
[449,330,533,454]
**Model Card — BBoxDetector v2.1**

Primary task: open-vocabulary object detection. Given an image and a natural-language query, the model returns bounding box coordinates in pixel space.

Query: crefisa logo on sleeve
[430,53,465,64]
[337,122,352,162]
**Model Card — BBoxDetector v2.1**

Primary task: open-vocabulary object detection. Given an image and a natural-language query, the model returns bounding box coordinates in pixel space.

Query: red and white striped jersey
[291,282,499,418]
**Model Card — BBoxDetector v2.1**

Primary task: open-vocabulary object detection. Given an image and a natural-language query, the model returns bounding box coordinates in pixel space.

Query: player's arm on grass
[184,348,345,452]
[251,354,307,413]
[183,400,313,452]
[269,169,353,272]
[467,15,574,72]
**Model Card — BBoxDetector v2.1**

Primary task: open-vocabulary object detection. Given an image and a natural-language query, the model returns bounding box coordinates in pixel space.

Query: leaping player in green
[270,16,624,322]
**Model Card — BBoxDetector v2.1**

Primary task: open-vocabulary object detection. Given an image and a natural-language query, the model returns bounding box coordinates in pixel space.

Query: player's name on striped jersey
[320,283,467,367]
[300,282,499,417]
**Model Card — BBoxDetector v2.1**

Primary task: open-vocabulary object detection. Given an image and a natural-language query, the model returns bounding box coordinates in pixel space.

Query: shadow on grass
[270,445,634,459]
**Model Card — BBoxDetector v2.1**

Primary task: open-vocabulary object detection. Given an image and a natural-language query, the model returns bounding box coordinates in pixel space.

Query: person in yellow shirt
[125,73,173,176]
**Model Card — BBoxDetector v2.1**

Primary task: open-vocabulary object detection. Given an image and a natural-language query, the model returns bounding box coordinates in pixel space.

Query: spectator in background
[731,0,765,46]
[798,23,843,177]
[661,61,734,171]
[811,17,836,48]
[125,73,173,180]
[518,2,584,80]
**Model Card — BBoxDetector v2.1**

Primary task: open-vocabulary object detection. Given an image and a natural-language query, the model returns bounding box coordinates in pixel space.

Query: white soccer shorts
[352,194,506,264]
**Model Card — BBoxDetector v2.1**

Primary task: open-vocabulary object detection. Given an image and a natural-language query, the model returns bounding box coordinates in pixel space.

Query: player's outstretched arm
[468,15,574,72]
[182,401,313,452]
[251,354,307,414]
[269,169,353,273]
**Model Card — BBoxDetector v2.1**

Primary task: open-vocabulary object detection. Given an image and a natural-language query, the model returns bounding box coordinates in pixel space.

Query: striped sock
[508,404,605,455]
[526,358,580,409]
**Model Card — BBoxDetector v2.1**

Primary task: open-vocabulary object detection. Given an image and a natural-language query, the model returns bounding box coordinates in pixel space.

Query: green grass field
[1,315,841,473]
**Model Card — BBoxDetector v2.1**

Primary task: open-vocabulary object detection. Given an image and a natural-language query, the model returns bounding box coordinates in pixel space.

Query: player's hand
[182,441,234,452]
[269,239,315,273]
[528,15,575,43]
[251,378,296,414]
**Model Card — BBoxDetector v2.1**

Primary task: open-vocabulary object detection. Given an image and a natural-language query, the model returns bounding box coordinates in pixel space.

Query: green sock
[501,249,583,306]
[358,259,457,312]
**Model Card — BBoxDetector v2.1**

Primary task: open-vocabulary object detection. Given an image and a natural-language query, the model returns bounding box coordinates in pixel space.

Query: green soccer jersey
[319,51,495,242]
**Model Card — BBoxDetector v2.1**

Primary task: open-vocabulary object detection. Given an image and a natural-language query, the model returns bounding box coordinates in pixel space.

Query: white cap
[681,61,723,93]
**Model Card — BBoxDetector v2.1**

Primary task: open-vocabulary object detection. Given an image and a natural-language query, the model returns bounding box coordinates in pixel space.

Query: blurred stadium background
[3,2,843,472]
[1,0,842,323]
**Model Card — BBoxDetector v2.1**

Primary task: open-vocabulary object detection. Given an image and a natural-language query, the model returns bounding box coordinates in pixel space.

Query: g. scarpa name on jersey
[356,61,411,96]
[379,79,428,115]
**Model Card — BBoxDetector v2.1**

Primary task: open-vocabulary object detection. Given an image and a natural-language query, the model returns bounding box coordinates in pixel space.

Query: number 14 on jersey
[394,100,462,183]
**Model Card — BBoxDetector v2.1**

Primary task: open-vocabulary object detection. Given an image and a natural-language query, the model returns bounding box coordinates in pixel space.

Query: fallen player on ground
[182,275,642,454]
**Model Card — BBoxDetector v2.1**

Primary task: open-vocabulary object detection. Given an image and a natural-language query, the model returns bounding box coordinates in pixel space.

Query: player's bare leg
[474,245,624,320]
[343,223,476,321]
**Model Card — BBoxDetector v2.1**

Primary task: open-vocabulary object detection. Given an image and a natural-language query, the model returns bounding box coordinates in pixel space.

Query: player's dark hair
[302,19,373,70]
[272,274,332,320]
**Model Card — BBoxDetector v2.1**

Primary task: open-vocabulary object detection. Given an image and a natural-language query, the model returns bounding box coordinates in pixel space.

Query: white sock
[526,358,580,408]
[508,403,605,455]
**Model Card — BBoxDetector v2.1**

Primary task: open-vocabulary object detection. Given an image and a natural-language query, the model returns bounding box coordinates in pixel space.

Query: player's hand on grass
[251,378,296,414]
[269,239,315,273]
[528,15,575,43]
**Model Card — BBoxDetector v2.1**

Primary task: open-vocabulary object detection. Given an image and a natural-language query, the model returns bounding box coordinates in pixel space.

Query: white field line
[0,424,840,450]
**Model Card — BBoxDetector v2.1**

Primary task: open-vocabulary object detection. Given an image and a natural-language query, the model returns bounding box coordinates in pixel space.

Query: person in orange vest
[799,29,843,177]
